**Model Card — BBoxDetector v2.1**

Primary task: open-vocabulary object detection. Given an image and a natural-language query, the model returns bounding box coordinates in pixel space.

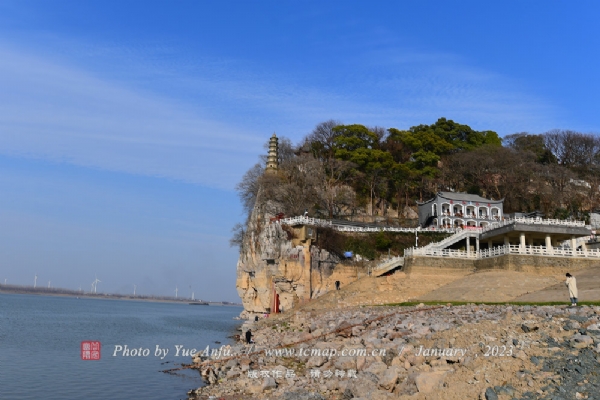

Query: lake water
[0,293,243,399]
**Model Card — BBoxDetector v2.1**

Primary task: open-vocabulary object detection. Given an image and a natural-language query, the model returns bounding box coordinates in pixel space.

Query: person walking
[565,273,578,306]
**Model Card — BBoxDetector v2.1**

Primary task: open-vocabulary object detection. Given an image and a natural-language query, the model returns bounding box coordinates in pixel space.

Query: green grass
[378,301,600,307]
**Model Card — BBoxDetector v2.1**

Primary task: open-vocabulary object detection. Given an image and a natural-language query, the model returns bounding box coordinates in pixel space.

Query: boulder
[413,370,449,393]
[571,334,594,349]
[365,361,388,376]
[378,367,400,391]
[261,377,277,392]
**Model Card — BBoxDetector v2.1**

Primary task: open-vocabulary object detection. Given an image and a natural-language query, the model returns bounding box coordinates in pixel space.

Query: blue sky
[0,1,598,301]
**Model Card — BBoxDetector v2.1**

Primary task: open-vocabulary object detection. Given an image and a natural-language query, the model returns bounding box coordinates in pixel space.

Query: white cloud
[0,38,560,191]
[0,43,265,189]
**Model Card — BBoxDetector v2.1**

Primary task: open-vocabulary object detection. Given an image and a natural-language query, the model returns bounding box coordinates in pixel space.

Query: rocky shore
[187,304,600,400]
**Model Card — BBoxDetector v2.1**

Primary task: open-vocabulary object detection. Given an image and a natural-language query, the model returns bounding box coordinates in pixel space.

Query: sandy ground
[514,266,600,302]
[417,270,562,302]
[298,267,600,312]
[297,271,467,311]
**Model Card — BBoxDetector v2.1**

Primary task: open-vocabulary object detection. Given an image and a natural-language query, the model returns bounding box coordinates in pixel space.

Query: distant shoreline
[0,285,242,306]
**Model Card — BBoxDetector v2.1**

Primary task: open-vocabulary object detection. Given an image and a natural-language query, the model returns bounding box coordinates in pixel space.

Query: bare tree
[315,158,355,218]
[544,130,600,169]
[235,163,264,218]
[229,223,245,249]
[304,120,342,161]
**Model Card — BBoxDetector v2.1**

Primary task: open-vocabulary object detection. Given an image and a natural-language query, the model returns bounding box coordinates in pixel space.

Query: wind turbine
[34,273,38,288]
[48,281,51,288]
[133,284,136,296]
[175,286,178,299]
[93,276,101,294]
[4,278,6,285]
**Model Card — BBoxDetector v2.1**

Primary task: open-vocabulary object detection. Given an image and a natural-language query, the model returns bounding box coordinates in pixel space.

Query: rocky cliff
[235,199,364,317]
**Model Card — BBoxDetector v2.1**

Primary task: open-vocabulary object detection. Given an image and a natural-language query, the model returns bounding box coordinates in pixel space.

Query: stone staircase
[372,256,404,276]
[421,229,480,251]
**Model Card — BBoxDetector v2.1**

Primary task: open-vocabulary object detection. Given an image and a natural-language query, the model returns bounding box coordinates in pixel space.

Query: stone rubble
[187,304,600,400]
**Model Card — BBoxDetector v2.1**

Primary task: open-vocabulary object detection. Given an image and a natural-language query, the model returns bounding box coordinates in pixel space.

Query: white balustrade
[277,216,456,233]
[278,215,595,261]
[406,243,600,260]
[481,217,588,234]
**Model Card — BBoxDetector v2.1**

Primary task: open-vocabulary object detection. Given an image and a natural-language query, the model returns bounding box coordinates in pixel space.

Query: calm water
[0,293,242,399]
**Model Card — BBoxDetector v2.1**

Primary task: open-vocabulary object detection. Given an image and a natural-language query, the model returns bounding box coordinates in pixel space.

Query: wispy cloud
[0,43,265,189]
[0,37,559,191]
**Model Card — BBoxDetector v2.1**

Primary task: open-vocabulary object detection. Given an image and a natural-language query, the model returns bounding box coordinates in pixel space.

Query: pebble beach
[187,304,600,399]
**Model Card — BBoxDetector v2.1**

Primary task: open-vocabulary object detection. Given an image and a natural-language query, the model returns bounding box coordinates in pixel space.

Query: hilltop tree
[234,118,600,241]
[544,129,600,171]
[504,132,556,164]
[386,118,501,201]
[304,119,342,162]
[331,124,394,214]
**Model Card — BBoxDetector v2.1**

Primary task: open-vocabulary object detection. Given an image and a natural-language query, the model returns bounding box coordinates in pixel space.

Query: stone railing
[279,216,588,233]
[405,244,600,260]
[278,216,333,227]
[277,216,455,233]
[481,218,589,234]
[439,212,501,220]
[404,247,478,259]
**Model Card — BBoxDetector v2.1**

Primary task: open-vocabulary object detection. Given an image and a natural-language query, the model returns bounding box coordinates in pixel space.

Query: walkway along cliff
[235,198,364,317]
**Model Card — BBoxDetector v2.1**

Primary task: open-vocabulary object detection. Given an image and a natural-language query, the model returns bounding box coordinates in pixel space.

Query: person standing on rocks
[565,273,578,306]
[245,329,253,344]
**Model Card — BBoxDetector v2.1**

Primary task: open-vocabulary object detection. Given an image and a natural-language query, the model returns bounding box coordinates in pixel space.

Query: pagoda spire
[266,133,279,173]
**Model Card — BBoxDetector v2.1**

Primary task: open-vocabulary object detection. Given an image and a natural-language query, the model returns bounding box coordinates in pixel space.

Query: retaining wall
[403,256,475,275]
[405,254,600,276]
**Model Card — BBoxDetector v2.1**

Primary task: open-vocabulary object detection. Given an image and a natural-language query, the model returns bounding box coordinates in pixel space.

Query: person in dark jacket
[245,329,253,344]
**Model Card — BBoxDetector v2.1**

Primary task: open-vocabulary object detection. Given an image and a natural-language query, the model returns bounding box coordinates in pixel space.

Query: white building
[417,192,504,229]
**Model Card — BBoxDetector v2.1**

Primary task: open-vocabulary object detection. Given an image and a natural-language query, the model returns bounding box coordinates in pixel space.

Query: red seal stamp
[81,341,101,360]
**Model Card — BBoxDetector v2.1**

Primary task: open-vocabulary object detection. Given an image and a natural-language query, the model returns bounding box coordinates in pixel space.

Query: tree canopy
[234,117,600,231]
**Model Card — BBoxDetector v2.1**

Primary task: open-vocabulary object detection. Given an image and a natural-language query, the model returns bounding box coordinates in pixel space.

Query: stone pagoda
[265,133,279,173]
